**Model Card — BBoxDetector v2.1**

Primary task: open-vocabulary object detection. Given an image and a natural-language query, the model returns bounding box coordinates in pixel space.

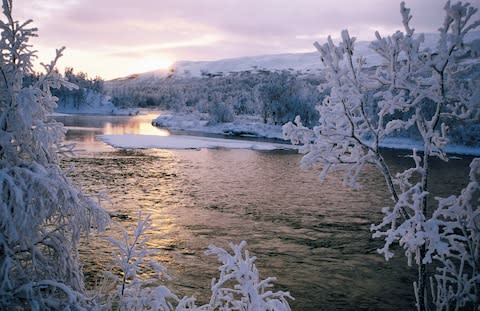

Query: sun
[137,56,174,73]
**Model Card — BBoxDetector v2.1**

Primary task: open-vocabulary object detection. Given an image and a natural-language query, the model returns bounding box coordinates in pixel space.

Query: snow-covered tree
[107,68,321,127]
[203,241,293,311]
[0,0,108,308]
[207,101,235,124]
[429,158,479,310]
[283,1,479,310]
[97,213,178,311]
[98,214,293,311]
[54,67,106,110]
[257,70,319,126]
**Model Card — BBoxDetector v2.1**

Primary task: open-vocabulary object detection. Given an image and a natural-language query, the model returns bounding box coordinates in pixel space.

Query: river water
[55,113,473,310]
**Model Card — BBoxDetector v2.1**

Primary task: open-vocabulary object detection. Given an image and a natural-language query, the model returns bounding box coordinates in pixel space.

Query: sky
[14,0,480,80]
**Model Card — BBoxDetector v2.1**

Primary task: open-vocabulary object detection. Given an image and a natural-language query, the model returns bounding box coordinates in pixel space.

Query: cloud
[21,0,463,47]
[13,0,480,79]
[106,35,223,58]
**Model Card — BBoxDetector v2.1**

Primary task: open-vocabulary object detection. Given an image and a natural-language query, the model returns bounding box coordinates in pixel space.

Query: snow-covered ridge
[169,52,324,77]
[109,32,480,81]
[107,52,324,82]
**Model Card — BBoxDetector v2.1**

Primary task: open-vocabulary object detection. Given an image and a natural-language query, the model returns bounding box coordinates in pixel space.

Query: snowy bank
[380,137,480,157]
[153,113,284,140]
[98,134,297,151]
[153,114,480,156]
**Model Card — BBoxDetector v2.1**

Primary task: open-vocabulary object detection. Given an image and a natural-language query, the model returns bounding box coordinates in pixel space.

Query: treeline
[23,67,106,109]
[107,65,480,145]
[107,69,322,126]
[54,67,105,109]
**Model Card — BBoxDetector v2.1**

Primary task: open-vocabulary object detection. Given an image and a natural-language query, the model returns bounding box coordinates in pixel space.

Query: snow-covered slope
[170,52,323,77]
[108,41,380,82]
[108,32,480,82]
[165,39,391,78]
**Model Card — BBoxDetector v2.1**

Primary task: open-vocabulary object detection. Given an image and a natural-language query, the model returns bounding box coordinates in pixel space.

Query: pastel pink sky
[14,0,480,80]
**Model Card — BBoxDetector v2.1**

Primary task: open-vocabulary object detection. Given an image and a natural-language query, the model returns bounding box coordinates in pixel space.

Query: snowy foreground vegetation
[284,1,480,310]
[0,0,292,310]
[1,0,479,311]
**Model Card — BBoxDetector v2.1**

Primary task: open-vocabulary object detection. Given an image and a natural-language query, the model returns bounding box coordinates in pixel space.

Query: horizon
[15,0,480,80]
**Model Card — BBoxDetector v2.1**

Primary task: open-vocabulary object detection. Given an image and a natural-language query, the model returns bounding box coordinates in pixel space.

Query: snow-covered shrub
[257,70,319,126]
[204,241,293,311]
[429,158,479,310]
[207,101,235,124]
[107,69,321,127]
[284,1,479,310]
[97,213,178,311]
[0,0,108,308]
[98,215,293,311]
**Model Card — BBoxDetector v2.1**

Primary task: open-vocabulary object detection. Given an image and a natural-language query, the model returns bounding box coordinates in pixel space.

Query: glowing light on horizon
[136,57,175,74]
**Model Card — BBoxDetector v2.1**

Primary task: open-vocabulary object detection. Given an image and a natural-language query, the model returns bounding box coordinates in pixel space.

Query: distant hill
[108,40,377,83]
[107,31,480,84]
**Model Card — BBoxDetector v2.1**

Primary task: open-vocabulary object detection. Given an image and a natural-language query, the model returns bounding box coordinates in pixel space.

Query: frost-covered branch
[428,158,480,310]
[97,217,292,311]
[284,1,480,310]
[100,212,178,311]
[204,241,293,311]
[0,0,109,308]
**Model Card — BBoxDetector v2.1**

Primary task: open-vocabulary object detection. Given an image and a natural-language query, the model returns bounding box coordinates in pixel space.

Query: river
[55,113,473,311]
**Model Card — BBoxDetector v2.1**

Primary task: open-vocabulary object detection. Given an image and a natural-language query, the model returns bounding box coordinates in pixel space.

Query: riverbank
[153,113,284,140]
[98,133,297,151]
[152,113,480,156]
[56,109,480,156]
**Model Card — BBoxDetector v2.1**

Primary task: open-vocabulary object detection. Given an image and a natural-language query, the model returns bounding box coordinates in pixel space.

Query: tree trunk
[417,149,430,311]
[417,246,427,311]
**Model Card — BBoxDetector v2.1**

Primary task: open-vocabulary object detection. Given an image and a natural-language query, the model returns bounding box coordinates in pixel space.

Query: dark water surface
[57,114,472,310]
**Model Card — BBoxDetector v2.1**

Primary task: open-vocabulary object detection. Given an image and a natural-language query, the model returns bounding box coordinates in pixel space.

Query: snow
[55,91,115,114]
[153,113,480,156]
[380,138,480,156]
[99,118,480,155]
[171,53,325,77]
[153,114,285,140]
[54,108,479,155]
[55,91,142,116]
[113,45,375,80]
[112,32,480,80]
[133,40,402,79]
[98,134,297,151]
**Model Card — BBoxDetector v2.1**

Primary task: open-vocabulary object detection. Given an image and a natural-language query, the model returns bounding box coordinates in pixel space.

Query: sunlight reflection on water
[58,114,473,311]
[55,113,169,152]
[102,113,170,136]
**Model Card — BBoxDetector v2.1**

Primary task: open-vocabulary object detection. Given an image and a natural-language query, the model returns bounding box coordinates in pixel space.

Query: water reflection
[55,113,169,152]
[102,113,170,136]
[66,147,419,310]
[58,114,473,311]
